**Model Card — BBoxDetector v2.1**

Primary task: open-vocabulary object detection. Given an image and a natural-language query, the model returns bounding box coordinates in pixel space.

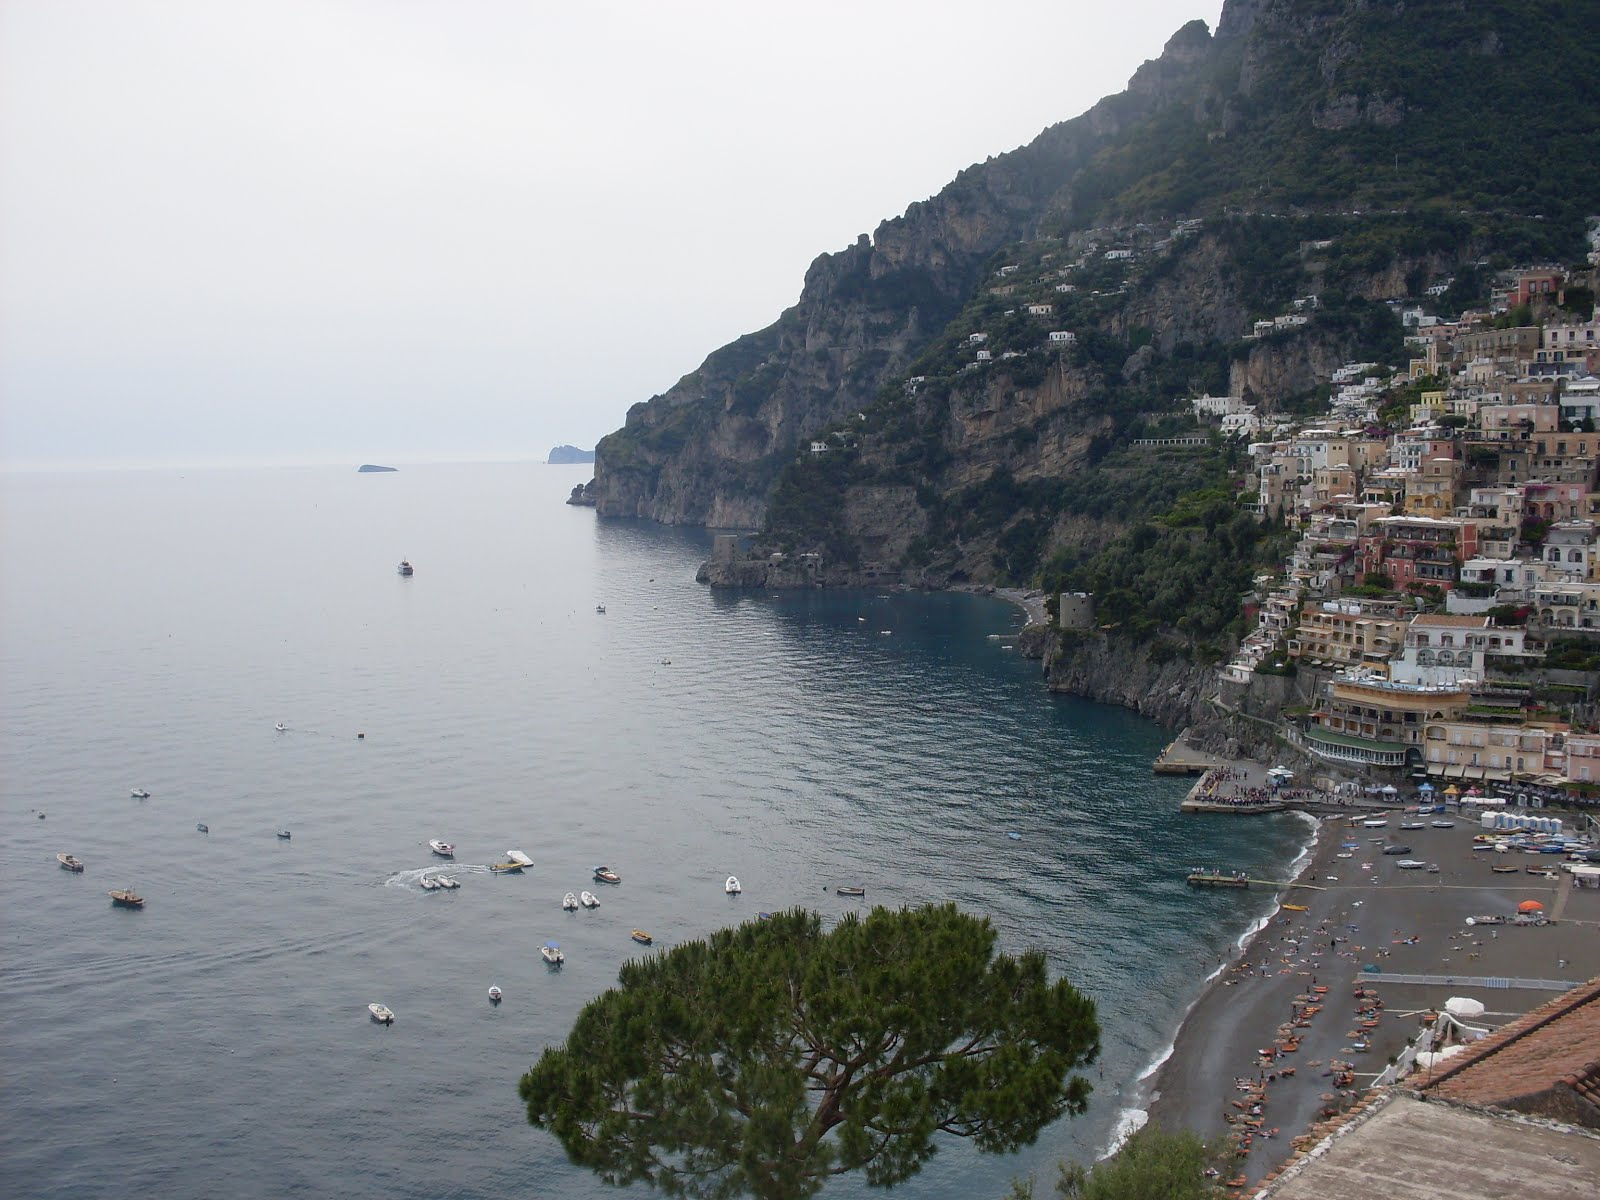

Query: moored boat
[130,788,150,799]
[428,839,455,857]
[274,722,286,732]
[488,986,502,1004]
[1431,820,1456,828]
[541,941,564,965]
[276,829,291,839]
[57,853,84,872]
[506,850,534,867]
[490,860,523,873]
[592,865,620,884]
[368,1003,394,1024]
[108,889,144,908]
[562,892,579,910]
[580,890,599,908]
[397,560,413,576]
[196,822,209,833]
[631,930,652,945]
[725,875,742,894]
[835,886,866,897]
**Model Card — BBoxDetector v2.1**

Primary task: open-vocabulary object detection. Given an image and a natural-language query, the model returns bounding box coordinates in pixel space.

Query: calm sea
[0,462,1310,1199]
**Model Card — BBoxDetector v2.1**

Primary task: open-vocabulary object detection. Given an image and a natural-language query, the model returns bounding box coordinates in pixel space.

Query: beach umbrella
[1444,785,1460,796]
[1517,899,1544,913]
[1445,996,1486,1017]
[1419,782,1435,793]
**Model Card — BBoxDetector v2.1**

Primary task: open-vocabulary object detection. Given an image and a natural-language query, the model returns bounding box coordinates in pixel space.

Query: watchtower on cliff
[1057,592,1095,630]
[711,534,739,565]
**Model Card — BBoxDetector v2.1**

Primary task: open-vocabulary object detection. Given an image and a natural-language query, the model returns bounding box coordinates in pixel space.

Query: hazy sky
[0,0,1218,469]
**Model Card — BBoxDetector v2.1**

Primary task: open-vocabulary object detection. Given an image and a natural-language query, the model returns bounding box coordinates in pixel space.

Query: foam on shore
[1099,808,1326,1158]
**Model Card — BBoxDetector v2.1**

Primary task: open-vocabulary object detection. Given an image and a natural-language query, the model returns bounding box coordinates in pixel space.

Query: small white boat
[1399,822,1426,830]
[428,839,455,857]
[368,1003,394,1024]
[130,788,150,799]
[419,875,441,891]
[397,560,414,576]
[57,853,85,872]
[274,722,286,732]
[1431,820,1456,828]
[725,876,742,894]
[541,942,564,966]
[507,850,534,867]
[488,986,502,1003]
[276,829,291,839]
[562,892,579,910]
[435,876,460,889]
[1396,859,1427,869]
[580,890,599,908]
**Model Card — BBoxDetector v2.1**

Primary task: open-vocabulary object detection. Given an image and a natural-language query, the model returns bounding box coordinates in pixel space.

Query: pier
[1154,733,1225,775]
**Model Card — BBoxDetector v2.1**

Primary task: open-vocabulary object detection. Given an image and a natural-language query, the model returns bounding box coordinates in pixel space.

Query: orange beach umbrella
[1517,900,1544,913]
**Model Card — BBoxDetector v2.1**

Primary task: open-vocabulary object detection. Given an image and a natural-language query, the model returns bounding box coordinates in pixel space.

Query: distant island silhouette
[357,464,398,473]
[548,445,595,465]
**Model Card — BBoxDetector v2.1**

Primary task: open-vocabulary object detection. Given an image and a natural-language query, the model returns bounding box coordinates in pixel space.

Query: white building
[1048,331,1077,345]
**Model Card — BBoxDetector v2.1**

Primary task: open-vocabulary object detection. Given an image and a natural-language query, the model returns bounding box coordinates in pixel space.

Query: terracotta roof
[1415,975,1600,1127]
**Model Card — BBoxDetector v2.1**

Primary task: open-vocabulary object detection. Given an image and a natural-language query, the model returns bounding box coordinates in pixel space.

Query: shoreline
[1133,775,1598,1186]
[951,583,1049,627]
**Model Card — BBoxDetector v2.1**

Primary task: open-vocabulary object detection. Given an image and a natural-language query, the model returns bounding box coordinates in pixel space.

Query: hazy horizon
[1,1,1220,471]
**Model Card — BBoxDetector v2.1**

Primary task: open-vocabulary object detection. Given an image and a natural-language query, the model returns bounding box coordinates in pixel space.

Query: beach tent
[1444,785,1460,796]
[1418,782,1435,793]
[1445,996,1486,1018]
[1380,785,1398,796]
[1517,900,1544,913]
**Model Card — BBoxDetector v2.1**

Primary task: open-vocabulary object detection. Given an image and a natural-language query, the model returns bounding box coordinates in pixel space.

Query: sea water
[0,463,1311,1199]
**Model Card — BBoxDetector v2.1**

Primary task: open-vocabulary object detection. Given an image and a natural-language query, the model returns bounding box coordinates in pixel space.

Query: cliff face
[1039,629,1219,729]
[576,19,1232,526]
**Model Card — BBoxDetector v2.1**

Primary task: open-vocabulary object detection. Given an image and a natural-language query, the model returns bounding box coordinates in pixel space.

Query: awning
[1463,766,1487,780]
[1443,765,1467,779]
[1482,768,1512,782]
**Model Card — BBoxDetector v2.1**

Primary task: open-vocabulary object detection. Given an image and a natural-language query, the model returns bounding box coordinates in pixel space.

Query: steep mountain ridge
[577,0,1600,533]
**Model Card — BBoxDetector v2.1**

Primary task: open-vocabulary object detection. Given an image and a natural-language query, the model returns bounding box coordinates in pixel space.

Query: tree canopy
[1006,1124,1221,1200]
[519,903,1101,1200]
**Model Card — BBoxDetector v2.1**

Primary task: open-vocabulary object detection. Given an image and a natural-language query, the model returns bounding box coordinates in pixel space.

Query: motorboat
[592,866,620,884]
[631,930,653,945]
[397,560,414,576]
[595,604,606,614]
[506,850,534,867]
[1399,822,1426,830]
[540,942,564,966]
[1396,859,1427,869]
[196,823,209,833]
[562,892,579,910]
[428,839,455,857]
[368,1003,394,1024]
[488,986,502,1004]
[434,876,460,889]
[490,860,523,873]
[130,788,150,799]
[276,829,291,839]
[108,889,144,908]
[274,722,286,732]
[419,875,441,891]
[57,853,84,872]
[725,876,742,894]
[1431,820,1456,828]
[835,886,866,897]
[580,890,599,908]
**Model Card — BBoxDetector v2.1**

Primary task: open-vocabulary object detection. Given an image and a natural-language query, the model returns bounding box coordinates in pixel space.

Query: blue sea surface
[0,463,1311,1199]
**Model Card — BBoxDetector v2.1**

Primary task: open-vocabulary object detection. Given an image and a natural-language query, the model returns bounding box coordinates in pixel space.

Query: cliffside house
[1048,330,1077,345]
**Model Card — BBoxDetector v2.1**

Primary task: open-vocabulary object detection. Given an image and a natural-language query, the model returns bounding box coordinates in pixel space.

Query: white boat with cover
[562,892,579,910]
[506,850,534,867]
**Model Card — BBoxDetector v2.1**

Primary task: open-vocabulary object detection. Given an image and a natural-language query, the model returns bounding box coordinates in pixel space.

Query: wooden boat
[631,930,653,945]
[368,1003,394,1024]
[57,853,85,872]
[835,886,866,896]
[108,889,144,908]
[490,860,524,873]
[1491,864,1519,874]
[1282,903,1308,912]
[592,866,620,884]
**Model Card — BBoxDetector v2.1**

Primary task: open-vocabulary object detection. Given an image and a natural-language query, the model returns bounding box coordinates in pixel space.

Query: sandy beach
[1143,794,1600,1186]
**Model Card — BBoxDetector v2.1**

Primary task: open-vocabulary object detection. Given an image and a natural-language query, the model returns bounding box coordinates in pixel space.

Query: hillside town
[1208,248,1600,801]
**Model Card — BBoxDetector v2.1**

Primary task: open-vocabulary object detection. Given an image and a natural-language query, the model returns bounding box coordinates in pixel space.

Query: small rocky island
[548,445,596,465]
[357,464,398,473]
